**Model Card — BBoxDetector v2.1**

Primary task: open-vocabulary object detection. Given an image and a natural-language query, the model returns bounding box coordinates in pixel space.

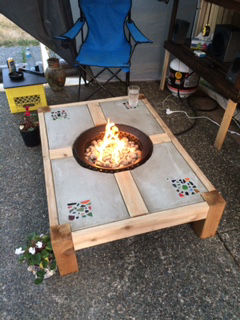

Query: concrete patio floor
[1,81,240,320]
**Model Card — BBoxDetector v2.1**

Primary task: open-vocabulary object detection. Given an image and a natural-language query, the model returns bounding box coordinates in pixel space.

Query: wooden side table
[159,0,240,150]
[160,46,239,151]
[2,68,48,113]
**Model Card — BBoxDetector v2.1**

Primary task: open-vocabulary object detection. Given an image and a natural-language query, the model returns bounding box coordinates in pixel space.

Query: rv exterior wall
[70,0,197,81]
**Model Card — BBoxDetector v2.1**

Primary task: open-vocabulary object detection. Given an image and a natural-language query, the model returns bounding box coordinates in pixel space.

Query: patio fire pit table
[38,95,226,276]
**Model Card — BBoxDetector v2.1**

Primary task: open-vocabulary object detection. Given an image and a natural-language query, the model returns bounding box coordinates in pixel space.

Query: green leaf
[31,256,37,265]
[34,277,43,285]
[27,232,37,244]
[50,261,57,270]
[25,252,32,259]
[36,253,42,264]
[32,253,41,265]
[41,249,49,258]
[46,241,52,250]
[37,270,45,277]
[19,256,25,263]
[42,260,48,268]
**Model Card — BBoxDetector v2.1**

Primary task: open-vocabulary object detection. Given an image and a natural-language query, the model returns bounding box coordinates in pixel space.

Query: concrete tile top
[45,105,94,150]
[132,142,208,213]
[100,99,164,136]
[51,157,130,231]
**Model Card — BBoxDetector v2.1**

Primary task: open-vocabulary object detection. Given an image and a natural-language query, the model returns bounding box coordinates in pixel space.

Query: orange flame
[96,119,126,165]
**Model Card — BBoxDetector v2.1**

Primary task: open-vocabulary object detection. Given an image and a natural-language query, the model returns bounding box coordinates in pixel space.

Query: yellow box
[5,84,48,113]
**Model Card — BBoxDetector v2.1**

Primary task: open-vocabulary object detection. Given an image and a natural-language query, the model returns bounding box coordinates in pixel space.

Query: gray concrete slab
[2,227,240,320]
[52,157,129,231]
[100,99,164,136]
[220,230,240,266]
[45,105,93,149]
[132,143,207,213]
[1,82,240,320]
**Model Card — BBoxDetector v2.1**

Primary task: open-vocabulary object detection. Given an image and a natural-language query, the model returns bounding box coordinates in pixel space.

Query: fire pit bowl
[72,124,153,173]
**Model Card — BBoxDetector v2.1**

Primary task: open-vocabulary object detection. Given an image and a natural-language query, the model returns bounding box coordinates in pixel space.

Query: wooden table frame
[38,95,226,276]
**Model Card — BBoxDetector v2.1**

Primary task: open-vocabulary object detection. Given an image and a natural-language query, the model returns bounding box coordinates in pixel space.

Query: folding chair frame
[77,43,137,101]
[56,1,151,100]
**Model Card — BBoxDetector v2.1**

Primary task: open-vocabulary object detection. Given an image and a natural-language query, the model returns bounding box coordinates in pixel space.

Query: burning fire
[85,119,141,169]
[96,119,125,164]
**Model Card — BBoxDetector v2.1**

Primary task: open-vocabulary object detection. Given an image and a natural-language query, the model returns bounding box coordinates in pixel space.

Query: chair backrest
[80,0,131,50]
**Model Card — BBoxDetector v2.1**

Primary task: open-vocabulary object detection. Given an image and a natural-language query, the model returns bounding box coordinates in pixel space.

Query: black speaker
[209,24,240,62]
[226,54,240,89]
[172,19,190,45]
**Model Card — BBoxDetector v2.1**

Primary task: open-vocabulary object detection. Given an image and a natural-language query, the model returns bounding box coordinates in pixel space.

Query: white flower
[27,266,34,272]
[29,247,36,255]
[44,268,55,279]
[36,241,43,249]
[39,234,45,238]
[28,266,37,275]
[15,247,25,255]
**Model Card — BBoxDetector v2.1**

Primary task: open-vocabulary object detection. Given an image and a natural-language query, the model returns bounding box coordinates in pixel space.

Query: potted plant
[15,233,57,284]
[19,106,40,147]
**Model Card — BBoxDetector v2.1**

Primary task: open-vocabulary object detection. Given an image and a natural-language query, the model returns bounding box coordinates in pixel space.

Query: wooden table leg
[51,224,79,276]
[160,50,170,91]
[214,99,238,150]
[192,191,226,239]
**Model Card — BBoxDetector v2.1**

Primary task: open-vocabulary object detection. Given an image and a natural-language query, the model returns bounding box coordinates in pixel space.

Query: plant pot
[19,126,40,147]
[45,57,66,92]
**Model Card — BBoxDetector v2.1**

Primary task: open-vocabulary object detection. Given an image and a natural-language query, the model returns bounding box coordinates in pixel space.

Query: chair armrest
[126,21,152,43]
[55,19,85,41]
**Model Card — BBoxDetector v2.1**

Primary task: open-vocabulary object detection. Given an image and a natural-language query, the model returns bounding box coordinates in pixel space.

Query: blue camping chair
[56,0,152,100]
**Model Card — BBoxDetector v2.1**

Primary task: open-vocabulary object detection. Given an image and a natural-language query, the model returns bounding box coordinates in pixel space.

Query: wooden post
[192,190,226,239]
[167,0,179,41]
[214,99,238,150]
[51,224,79,276]
[160,0,179,91]
[195,0,209,36]
[204,0,240,12]
[160,50,170,91]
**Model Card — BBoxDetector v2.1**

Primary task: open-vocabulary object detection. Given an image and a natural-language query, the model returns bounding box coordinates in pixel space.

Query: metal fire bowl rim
[72,124,153,174]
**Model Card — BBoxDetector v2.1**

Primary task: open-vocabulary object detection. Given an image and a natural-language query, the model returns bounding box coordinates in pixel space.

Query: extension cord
[165,108,240,136]
[166,108,174,115]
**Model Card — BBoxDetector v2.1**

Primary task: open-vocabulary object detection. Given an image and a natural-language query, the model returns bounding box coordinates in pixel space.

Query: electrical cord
[166,108,240,136]
[233,118,240,130]
[233,109,240,130]
[175,93,197,136]
[164,57,239,137]
[162,92,240,136]
[161,93,197,136]
[174,69,197,136]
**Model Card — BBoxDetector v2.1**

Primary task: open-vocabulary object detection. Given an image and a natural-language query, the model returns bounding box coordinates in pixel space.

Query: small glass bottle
[25,47,35,70]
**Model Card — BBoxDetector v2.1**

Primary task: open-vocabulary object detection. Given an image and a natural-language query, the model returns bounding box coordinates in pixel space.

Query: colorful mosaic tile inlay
[67,200,93,221]
[169,178,200,198]
[123,101,138,110]
[51,110,69,120]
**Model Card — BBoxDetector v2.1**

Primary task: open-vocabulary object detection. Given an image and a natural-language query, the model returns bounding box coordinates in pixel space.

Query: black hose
[172,88,197,136]
[187,95,218,112]
[172,89,218,136]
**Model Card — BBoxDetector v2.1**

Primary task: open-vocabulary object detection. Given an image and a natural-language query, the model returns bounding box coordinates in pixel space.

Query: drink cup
[128,85,140,107]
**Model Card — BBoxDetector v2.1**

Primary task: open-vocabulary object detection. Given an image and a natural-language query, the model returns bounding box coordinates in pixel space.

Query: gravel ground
[0,45,41,66]
[1,82,240,320]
